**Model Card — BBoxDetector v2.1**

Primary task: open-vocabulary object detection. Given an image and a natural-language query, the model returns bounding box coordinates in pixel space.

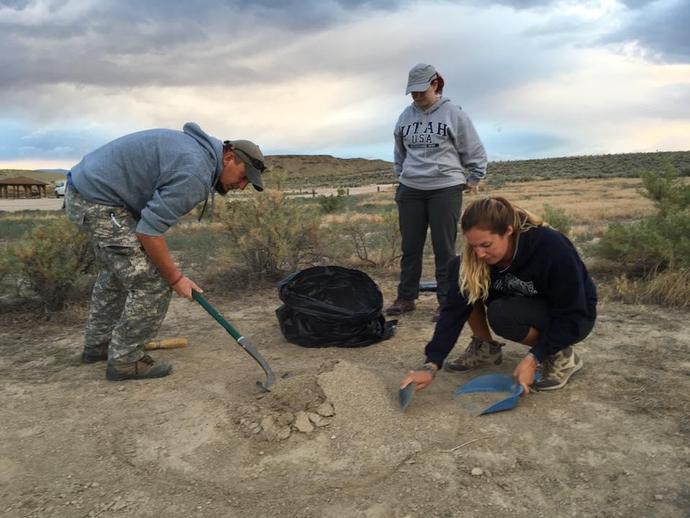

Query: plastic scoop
[454,374,524,415]
[399,383,415,411]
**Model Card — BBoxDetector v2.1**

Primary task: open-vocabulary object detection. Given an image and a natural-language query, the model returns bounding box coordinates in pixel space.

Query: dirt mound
[235,365,335,441]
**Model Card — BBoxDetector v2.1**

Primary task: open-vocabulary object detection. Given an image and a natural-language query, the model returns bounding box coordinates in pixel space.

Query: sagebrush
[217,191,321,278]
[595,162,690,274]
[10,217,94,311]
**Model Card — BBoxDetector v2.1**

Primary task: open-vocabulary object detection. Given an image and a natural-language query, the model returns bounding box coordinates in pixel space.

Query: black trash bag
[276,266,396,348]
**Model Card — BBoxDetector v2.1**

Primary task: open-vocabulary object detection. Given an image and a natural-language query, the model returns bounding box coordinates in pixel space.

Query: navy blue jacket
[425,226,597,366]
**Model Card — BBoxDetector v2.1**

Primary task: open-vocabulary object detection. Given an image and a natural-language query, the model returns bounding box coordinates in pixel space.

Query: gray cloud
[0,0,31,8]
[479,0,554,8]
[0,0,418,90]
[604,0,690,63]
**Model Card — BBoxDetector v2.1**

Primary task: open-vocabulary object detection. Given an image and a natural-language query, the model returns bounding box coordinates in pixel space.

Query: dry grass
[603,270,690,307]
[483,178,656,224]
[323,212,384,224]
[358,178,656,234]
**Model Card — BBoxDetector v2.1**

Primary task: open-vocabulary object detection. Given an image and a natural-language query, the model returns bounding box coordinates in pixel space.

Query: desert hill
[2,150,688,190]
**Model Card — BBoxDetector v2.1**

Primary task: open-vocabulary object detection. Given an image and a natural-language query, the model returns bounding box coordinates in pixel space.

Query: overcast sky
[1,0,688,169]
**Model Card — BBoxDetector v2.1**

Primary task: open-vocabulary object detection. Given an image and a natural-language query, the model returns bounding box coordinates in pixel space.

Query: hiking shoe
[385,298,416,316]
[534,347,582,391]
[105,354,173,381]
[81,345,108,364]
[444,336,504,372]
[431,306,442,323]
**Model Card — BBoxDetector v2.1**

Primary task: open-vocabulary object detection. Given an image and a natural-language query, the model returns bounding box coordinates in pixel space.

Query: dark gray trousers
[487,296,595,347]
[395,183,463,306]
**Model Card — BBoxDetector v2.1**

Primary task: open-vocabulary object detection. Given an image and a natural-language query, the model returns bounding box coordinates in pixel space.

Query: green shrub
[12,218,95,311]
[0,252,17,285]
[595,220,671,275]
[375,210,402,268]
[543,203,572,236]
[317,194,345,214]
[337,210,401,269]
[640,160,690,215]
[217,191,322,279]
[595,162,690,279]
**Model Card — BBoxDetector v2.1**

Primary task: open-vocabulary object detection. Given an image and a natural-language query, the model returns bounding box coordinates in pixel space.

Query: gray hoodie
[70,122,223,236]
[393,97,487,190]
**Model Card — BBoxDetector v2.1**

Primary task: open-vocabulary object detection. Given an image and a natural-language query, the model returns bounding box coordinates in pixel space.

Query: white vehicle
[54,180,66,197]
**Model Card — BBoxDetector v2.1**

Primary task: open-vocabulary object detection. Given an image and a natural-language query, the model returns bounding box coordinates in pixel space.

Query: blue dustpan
[454,374,524,415]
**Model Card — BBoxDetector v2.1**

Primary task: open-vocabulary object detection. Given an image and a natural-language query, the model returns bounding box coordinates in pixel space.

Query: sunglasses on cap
[223,141,266,173]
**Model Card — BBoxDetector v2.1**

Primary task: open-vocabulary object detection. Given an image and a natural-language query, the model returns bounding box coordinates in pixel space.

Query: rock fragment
[294,411,314,433]
[316,402,335,417]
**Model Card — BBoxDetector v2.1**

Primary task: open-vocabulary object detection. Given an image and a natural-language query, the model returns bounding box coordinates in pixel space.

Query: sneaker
[444,336,504,372]
[81,345,108,364]
[431,306,442,323]
[105,354,173,381]
[534,347,582,391]
[385,298,416,316]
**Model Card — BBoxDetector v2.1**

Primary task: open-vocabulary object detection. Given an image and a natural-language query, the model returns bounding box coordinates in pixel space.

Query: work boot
[105,354,173,381]
[444,336,504,372]
[534,347,582,391]
[81,345,108,364]
[385,298,415,316]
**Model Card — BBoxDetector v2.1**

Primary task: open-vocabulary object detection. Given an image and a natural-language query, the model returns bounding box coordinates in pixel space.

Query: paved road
[0,198,64,212]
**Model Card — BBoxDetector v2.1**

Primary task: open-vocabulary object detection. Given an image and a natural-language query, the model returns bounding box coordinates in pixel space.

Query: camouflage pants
[65,186,171,365]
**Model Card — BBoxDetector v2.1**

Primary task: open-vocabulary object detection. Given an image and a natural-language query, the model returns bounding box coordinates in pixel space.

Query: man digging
[65,122,266,381]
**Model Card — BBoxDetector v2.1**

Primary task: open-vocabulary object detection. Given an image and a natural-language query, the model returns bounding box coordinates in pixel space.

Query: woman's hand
[464,180,480,194]
[513,353,538,395]
[400,365,437,392]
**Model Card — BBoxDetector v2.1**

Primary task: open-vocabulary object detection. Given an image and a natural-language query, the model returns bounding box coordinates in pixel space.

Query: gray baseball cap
[224,139,267,191]
[405,63,438,94]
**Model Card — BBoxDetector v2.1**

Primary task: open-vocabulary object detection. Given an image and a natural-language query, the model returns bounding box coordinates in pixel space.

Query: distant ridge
[2,151,688,189]
[263,150,690,189]
[34,168,69,175]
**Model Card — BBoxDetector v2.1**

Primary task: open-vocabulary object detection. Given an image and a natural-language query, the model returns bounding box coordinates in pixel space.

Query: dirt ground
[1,276,688,518]
[0,198,64,212]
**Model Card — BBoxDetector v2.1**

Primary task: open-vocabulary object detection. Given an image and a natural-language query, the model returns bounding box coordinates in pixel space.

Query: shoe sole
[105,365,173,381]
[534,356,583,391]
[385,308,415,316]
[81,354,107,364]
[444,356,503,373]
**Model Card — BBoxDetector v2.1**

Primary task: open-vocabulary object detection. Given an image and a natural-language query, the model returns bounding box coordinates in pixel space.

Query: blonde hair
[459,196,545,304]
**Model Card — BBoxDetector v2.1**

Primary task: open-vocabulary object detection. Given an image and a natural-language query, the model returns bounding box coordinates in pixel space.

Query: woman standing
[387,63,488,322]
[401,196,597,394]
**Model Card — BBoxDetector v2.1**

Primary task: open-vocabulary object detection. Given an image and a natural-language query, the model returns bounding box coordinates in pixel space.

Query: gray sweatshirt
[70,122,222,236]
[393,97,487,190]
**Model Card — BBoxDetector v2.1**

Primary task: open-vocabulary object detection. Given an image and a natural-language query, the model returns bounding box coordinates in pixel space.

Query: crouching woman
[401,196,597,395]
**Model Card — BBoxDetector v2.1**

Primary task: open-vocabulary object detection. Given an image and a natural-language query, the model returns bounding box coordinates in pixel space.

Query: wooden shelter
[0,177,50,199]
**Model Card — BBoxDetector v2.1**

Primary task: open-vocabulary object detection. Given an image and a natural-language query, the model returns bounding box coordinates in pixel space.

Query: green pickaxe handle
[192,290,275,391]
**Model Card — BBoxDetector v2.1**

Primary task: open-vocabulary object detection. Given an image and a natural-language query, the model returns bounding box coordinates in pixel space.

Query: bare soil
[1,278,688,518]
[0,198,64,212]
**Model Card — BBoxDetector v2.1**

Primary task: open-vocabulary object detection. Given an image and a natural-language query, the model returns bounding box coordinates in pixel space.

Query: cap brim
[245,164,264,192]
[405,81,431,94]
